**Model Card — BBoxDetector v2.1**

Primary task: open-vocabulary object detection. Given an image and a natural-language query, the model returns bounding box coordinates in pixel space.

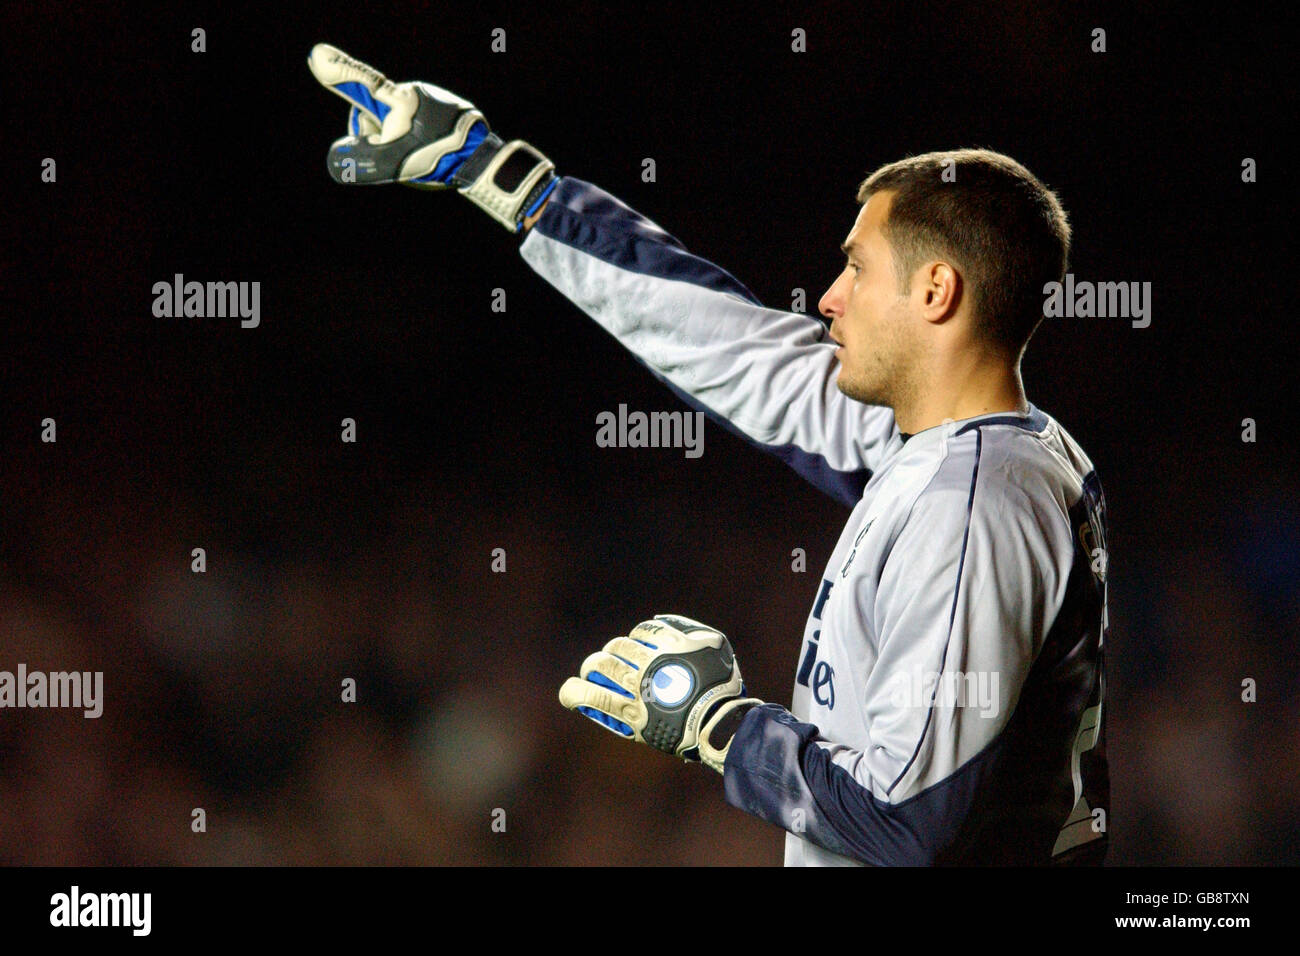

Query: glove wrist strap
[454,133,558,233]
[699,697,764,775]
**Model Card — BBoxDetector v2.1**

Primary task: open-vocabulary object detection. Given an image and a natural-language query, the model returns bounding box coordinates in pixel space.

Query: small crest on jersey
[839,520,874,579]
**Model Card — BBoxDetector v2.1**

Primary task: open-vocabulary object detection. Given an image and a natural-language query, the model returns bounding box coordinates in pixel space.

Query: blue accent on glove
[586,670,633,699]
[523,177,560,217]
[410,120,489,185]
[577,672,635,735]
[577,706,633,737]
[334,81,391,121]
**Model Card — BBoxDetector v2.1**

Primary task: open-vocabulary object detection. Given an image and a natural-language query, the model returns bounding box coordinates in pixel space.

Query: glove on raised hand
[307,43,558,232]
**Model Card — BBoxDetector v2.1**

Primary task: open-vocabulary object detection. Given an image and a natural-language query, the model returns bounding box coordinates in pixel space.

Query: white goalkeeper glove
[559,615,764,774]
[307,43,558,233]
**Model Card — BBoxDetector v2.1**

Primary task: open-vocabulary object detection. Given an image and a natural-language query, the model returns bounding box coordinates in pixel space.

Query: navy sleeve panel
[532,176,763,303]
[723,703,1002,865]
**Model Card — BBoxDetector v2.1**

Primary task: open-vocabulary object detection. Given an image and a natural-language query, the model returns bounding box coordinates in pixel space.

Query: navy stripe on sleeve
[533,176,763,304]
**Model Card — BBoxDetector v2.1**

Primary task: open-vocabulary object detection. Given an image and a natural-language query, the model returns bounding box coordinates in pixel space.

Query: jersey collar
[896,403,1048,447]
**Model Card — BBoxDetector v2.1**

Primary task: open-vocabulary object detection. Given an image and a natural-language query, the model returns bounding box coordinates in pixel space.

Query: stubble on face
[835,283,922,411]
[827,190,925,413]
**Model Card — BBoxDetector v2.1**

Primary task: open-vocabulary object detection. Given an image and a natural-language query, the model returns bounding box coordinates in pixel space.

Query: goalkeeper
[308,44,1110,866]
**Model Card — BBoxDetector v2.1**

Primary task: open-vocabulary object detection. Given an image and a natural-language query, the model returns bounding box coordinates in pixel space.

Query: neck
[894,355,1027,435]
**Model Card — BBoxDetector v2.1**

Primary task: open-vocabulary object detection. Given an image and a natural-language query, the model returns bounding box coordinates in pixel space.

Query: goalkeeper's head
[819,148,1070,427]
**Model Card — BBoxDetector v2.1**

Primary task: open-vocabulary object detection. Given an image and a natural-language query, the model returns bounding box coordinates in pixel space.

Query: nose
[819,275,845,320]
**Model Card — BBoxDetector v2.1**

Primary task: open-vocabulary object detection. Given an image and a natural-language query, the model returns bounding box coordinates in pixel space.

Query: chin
[837,374,884,406]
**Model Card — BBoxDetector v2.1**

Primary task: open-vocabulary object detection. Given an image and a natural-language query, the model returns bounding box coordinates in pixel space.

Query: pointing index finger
[308,43,399,126]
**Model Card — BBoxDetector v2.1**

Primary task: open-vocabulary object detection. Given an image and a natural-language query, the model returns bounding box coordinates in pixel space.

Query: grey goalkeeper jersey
[520,177,1109,866]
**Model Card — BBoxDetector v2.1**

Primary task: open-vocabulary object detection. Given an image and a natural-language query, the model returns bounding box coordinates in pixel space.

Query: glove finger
[629,616,712,651]
[579,651,640,698]
[370,78,485,150]
[558,676,639,736]
[576,705,634,738]
[654,613,713,630]
[409,80,476,112]
[602,636,656,672]
[308,43,396,128]
[558,680,632,737]
[348,106,381,138]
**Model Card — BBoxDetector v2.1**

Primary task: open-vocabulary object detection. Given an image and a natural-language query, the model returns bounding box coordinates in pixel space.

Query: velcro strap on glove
[452,132,558,233]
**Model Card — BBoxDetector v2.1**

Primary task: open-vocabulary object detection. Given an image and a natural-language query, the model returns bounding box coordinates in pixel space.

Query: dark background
[1,1,1295,864]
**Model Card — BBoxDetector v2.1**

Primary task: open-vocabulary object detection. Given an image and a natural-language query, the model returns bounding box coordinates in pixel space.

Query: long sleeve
[518,176,897,506]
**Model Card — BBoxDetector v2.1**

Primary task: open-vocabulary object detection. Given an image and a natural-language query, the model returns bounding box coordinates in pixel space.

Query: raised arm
[308,42,896,504]
[520,177,897,505]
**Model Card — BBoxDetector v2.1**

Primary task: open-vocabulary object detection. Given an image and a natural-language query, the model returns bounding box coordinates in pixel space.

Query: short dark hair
[857,148,1070,355]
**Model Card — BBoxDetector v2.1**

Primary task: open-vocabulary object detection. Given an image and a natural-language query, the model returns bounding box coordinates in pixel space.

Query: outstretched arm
[308,44,896,505]
[518,177,897,506]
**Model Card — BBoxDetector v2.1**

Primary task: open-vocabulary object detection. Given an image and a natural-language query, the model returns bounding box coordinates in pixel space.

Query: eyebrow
[840,241,861,258]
